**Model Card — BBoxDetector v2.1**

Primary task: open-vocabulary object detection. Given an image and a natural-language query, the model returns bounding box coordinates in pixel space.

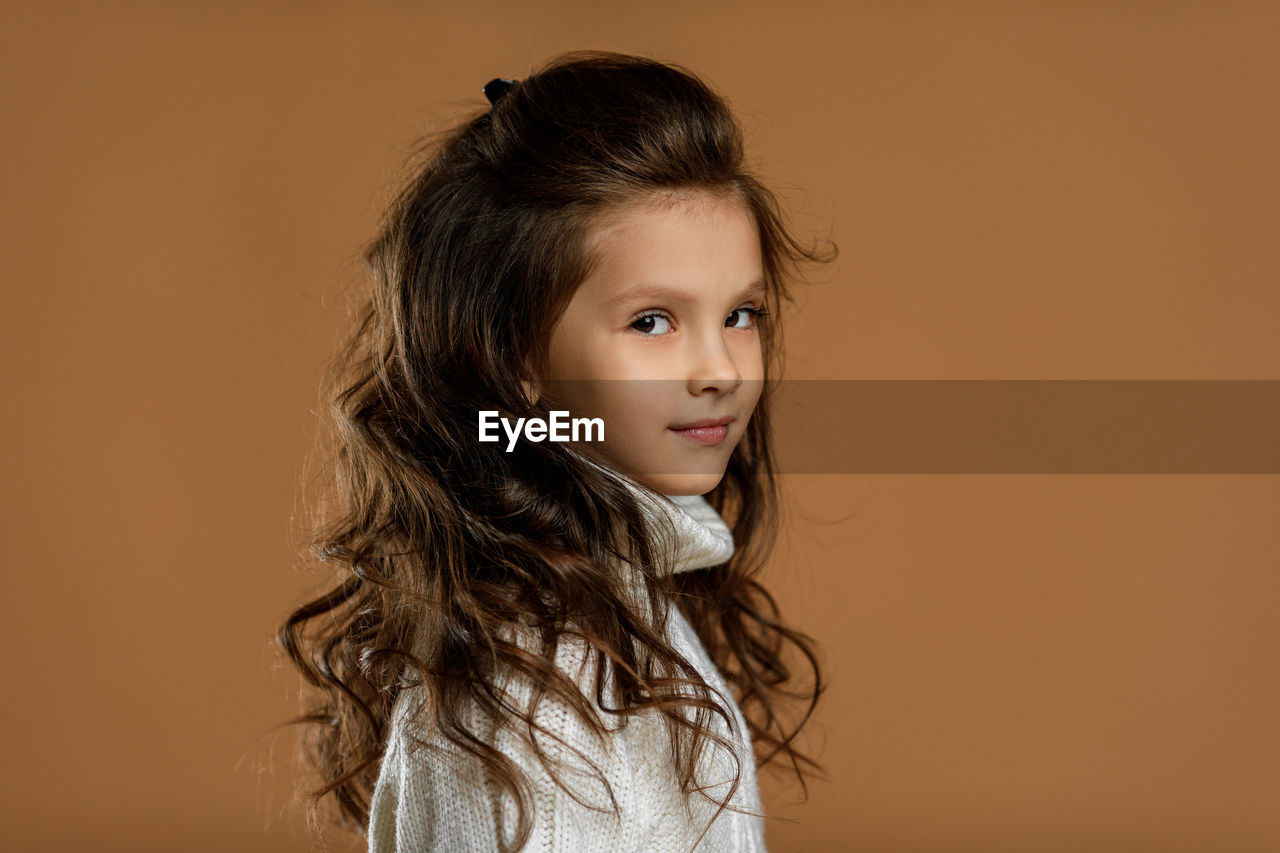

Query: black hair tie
[483,78,518,107]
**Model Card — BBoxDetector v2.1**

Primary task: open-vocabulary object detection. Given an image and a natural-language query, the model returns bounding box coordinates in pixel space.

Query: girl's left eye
[726,306,768,329]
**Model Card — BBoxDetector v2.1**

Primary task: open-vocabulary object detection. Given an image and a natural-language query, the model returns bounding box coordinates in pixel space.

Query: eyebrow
[605,277,767,308]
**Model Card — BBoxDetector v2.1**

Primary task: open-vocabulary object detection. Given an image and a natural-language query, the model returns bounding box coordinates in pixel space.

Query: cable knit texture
[366,483,766,852]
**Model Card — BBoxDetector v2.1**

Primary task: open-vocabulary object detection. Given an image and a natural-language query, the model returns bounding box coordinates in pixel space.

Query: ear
[521,350,545,407]
[520,378,541,407]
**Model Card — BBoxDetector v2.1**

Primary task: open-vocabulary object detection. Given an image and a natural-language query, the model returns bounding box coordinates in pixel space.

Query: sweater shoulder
[367,610,767,852]
[368,627,658,851]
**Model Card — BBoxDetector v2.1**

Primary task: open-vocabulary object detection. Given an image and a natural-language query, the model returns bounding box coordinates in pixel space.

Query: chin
[592,445,730,496]
[635,471,725,496]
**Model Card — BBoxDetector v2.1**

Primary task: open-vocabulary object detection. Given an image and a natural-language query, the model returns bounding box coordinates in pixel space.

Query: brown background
[3,2,1277,851]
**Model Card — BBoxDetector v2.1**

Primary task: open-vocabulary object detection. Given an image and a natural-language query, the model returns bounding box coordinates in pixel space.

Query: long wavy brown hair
[277,49,836,851]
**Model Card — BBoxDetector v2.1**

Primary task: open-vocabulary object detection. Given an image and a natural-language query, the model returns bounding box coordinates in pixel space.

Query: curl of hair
[277,49,836,852]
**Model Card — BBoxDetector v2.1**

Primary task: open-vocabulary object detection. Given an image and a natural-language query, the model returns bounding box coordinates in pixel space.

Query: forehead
[579,190,763,295]
[588,188,752,243]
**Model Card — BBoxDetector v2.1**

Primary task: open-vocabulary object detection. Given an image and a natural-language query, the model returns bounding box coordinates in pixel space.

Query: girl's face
[538,190,766,496]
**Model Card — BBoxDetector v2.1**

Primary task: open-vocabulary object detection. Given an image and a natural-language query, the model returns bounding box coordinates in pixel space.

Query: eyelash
[629,306,770,336]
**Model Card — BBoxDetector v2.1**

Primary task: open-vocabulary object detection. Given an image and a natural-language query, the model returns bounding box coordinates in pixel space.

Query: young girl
[279,50,834,853]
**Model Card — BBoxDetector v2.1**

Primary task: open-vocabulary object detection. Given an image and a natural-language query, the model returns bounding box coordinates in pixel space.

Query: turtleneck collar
[620,478,737,575]
[572,451,736,575]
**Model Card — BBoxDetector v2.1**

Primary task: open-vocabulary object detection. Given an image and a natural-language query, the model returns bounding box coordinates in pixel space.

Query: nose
[686,329,743,396]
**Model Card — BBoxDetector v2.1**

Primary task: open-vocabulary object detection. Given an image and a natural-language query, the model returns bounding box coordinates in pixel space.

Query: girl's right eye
[630,311,672,336]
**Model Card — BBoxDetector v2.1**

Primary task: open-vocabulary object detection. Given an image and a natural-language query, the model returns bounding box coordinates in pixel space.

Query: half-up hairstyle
[277,49,836,851]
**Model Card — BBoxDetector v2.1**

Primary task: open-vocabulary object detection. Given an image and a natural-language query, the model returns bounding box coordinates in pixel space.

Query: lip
[668,415,735,430]
[668,415,735,447]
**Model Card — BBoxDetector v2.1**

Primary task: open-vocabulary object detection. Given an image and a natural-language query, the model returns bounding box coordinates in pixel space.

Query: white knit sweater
[366,485,766,852]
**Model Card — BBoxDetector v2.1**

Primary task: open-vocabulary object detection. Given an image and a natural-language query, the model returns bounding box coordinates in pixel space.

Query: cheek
[543,339,587,383]
[740,366,766,417]
[545,378,667,436]
[543,311,612,381]
[735,336,766,380]
[597,381,667,431]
